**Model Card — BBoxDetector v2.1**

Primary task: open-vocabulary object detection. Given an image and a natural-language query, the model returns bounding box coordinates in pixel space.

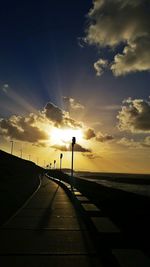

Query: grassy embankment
[0,150,43,225]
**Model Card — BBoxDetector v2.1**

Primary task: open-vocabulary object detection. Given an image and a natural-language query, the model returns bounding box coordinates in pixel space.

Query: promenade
[0,176,101,267]
[1,174,150,267]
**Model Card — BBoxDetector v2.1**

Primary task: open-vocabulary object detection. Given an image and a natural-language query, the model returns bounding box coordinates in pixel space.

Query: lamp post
[10,140,14,155]
[54,160,56,169]
[60,153,63,171]
[71,137,76,191]
[20,148,23,159]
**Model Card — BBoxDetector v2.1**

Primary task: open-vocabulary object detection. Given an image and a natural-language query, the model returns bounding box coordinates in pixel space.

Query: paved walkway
[0,176,102,267]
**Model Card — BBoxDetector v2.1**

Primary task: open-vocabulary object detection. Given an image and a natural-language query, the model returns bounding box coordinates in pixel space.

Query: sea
[73,171,150,197]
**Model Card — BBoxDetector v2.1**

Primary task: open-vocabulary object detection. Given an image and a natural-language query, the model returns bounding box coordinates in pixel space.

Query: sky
[0,0,150,173]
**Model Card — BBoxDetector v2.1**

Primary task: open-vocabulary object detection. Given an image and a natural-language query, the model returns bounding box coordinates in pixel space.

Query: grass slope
[0,150,43,225]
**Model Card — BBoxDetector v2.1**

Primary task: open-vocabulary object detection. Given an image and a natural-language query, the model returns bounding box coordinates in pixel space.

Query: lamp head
[72,137,76,145]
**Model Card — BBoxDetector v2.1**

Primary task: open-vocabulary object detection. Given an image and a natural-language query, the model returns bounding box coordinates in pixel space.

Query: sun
[51,128,83,145]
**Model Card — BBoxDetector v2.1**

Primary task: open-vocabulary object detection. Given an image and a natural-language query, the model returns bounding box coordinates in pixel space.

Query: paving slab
[3,216,86,230]
[74,191,82,196]
[112,249,150,267]
[17,206,78,217]
[0,229,95,254]
[76,196,90,202]
[82,203,100,212]
[0,255,102,267]
[91,217,120,233]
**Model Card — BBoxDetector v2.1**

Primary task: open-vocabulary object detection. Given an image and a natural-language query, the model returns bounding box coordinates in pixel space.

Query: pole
[71,137,76,191]
[71,146,74,178]
[60,153,63,171]
[20,149,22,159]
[10,141,14,155]
[54,160,56,169]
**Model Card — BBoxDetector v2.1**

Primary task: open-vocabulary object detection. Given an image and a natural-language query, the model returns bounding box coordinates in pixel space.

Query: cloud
[94,59,108,76]
[117,97,150,133]
[1,84,9,93]
[83,128,114,143]
[52,143,91,152]
[96,132,114,142]
[85,0,150,75]
[82,152,101,159]
[0,100,83,143]
[118,136,150,148]
[44,102,82,128]
[0,113,48,142]
[111,36,150,76]
[117,137,142,148]
[44,102,64,125]
[83,128,96,140]
[63,97,85,112]
[143,136,150,147]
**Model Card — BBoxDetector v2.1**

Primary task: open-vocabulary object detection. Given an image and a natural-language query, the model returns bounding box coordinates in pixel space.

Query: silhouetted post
[54,160,56,169]
[29,155,31,161]
[50,163,52,169]
[60,153,63,171]
[10,140,14,155]
[20,148,22,159]
[71,137,76,191]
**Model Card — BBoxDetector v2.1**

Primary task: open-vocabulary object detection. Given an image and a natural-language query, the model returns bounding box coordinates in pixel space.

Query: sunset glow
[0,0,150,173]
[51,128,83,145]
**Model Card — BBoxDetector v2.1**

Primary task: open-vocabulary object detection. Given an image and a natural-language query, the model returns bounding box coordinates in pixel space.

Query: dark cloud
[0,114,48,142]
[84,128,96,140]
[117,98,150,133]
[82,152,101,159]
[44,102,64,125]
[0,100,83,144]
[118,136,150,148]
[44,101,82,128]
[117,137,141,148]
[85,0,150,75]
[83,128,114,143]
[52,143,91,153]
[96,132,114,142]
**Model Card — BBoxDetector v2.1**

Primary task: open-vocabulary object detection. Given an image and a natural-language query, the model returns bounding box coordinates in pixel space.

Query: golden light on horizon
[50,128,83,145]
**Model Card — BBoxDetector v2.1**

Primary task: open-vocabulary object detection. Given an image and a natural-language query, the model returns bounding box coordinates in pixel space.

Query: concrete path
[0,176,102,267]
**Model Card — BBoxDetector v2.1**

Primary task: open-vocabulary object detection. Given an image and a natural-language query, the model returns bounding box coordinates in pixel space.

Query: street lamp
[10,140,14,155]
[54,160,56,169]
[20,148,23,159]
[60,153,63,171]
[71,137,76,191]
